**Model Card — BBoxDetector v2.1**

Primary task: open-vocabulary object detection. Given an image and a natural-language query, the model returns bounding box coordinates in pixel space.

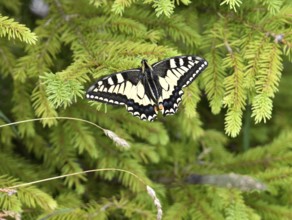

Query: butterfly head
[141,59,153,73]
[141,58,148,64]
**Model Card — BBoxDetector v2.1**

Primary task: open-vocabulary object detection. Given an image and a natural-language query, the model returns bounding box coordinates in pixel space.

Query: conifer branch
[251,43,283,123]
[31,85,59,127]
[0,42,16,76]
[111,0,138,16]
[244,35,269,92]
[223,52,246,137]
[220,0,242,12]
[152,0,175,17]
[260,0,283,14]
[1,1,292,218]
[203,37,226,114]
[41,73,84,109]
[0,15,37,44]
[89,0,107,8]
[182,84,200,118]
[250,201,292,220]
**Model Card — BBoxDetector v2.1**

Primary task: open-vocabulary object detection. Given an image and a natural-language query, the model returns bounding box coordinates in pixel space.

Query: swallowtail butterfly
[86,55,208,121]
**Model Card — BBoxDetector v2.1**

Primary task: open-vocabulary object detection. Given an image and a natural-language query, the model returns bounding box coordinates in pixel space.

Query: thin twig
[0,116,102,130]
[0,116,130,148]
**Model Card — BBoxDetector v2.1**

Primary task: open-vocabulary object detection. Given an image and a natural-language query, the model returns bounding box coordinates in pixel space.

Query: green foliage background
[0,0,292,219]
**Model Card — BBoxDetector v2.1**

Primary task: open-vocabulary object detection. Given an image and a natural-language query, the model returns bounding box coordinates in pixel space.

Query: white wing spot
[124,82,132,95]
[133,112,140,116]
[108,77,114,85]
[129,84,137,100]
[172,68,182,76]
[159,77,169,91]
[179,58,184,66]
[180,66,189,72]
[171,69,180,77]
[116,74,124,83]
[93,88,98,92]
[195,60,199,64]
[128,106,133,111]
[98,81,102,86]
[137,82,145,99]
[177,68,185,75]
[143,95,151,105]
[118,83,125,94]
[104,98,108,102]
[108,86,114,93]
[170,59,176,68]
[204,61,208,65]
[166,76,174,85]
[167,70,178,82]
[113,85,120,93]
[188,56,192,60]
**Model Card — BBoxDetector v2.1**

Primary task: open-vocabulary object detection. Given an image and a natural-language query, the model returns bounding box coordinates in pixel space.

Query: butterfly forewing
[86,69,157,121]
[152,55,208,116]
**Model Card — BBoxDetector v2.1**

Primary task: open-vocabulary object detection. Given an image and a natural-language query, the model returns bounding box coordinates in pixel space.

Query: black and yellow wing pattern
[86,55,208,121]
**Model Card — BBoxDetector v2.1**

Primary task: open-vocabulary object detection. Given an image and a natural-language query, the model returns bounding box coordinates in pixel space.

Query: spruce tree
[0,0,292,219]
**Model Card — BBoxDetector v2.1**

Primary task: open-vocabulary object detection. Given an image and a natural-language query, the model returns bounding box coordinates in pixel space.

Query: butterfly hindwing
[86,69,157,121]
[160,87,184,116]
[152,55,208,116]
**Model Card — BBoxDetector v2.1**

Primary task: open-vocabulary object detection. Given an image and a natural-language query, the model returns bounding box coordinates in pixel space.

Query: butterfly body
[140,59,162,105]
[86,55,208,121]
